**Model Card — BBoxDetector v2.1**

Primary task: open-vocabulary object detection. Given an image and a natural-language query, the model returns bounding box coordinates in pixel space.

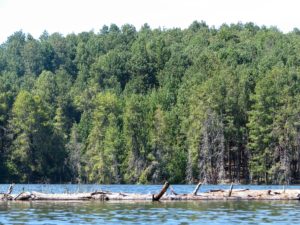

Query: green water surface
[0,200,299,225]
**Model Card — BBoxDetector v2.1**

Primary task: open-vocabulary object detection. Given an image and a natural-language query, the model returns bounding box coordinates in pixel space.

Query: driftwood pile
[1,182,300,202]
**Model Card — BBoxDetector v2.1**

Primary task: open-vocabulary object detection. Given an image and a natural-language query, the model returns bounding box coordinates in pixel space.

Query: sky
[0,0,300,43]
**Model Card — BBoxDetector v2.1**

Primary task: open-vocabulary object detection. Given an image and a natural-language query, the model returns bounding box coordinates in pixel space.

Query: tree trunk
[152,181,169,201]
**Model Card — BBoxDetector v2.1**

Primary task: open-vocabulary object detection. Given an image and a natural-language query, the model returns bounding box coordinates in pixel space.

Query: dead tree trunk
[152,182,169,201]
[170,185,178,195]
[192,182,202,195]
[7,184,14,195]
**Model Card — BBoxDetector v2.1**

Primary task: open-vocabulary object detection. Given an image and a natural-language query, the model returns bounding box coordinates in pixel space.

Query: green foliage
[123,94,150,183]
[7,91,49,182]
[2,22,300,184]
[84,92,122,183]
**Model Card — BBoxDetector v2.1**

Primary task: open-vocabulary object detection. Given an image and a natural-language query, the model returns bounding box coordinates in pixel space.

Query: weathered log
[163,189,300,201]
[91,191,111,195]
[0,184,14,200]
[92,194,109,201]
[207,189,225,193]
[192,182,202,196]
[31,192,93,200]
[1,183,300,202]
[14,192,31,200]
[234,189,249,192]
[152,182,169,201]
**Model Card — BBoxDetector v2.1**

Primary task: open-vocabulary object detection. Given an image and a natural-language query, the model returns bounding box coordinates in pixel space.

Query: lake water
[1,184,300,225]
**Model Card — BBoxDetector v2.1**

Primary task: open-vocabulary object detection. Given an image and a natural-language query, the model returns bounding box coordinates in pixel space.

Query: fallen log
[14,192,31,201]
[0,184,14,200]
[2,183,300,202]
[207,189,225,193]
[233,189,249,192]
[31,192,93,200]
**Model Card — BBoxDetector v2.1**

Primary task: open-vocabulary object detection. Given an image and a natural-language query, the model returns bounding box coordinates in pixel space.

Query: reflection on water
[1,200,300,225]
[1,184,300,225]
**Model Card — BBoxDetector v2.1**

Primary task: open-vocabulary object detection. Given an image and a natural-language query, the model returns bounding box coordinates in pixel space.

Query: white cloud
[0,0,300,43]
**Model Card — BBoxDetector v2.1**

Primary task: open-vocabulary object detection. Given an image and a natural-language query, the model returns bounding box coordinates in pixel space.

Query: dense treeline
[1,22,300,184]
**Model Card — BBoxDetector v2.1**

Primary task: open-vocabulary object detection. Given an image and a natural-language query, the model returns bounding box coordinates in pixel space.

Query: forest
[1,21,300,184]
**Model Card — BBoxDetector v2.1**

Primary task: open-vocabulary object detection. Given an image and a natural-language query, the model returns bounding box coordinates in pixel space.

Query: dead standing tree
[199,110,225,184]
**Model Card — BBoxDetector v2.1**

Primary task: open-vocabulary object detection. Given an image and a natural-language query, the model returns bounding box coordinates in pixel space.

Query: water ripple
[1,185,300,224]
